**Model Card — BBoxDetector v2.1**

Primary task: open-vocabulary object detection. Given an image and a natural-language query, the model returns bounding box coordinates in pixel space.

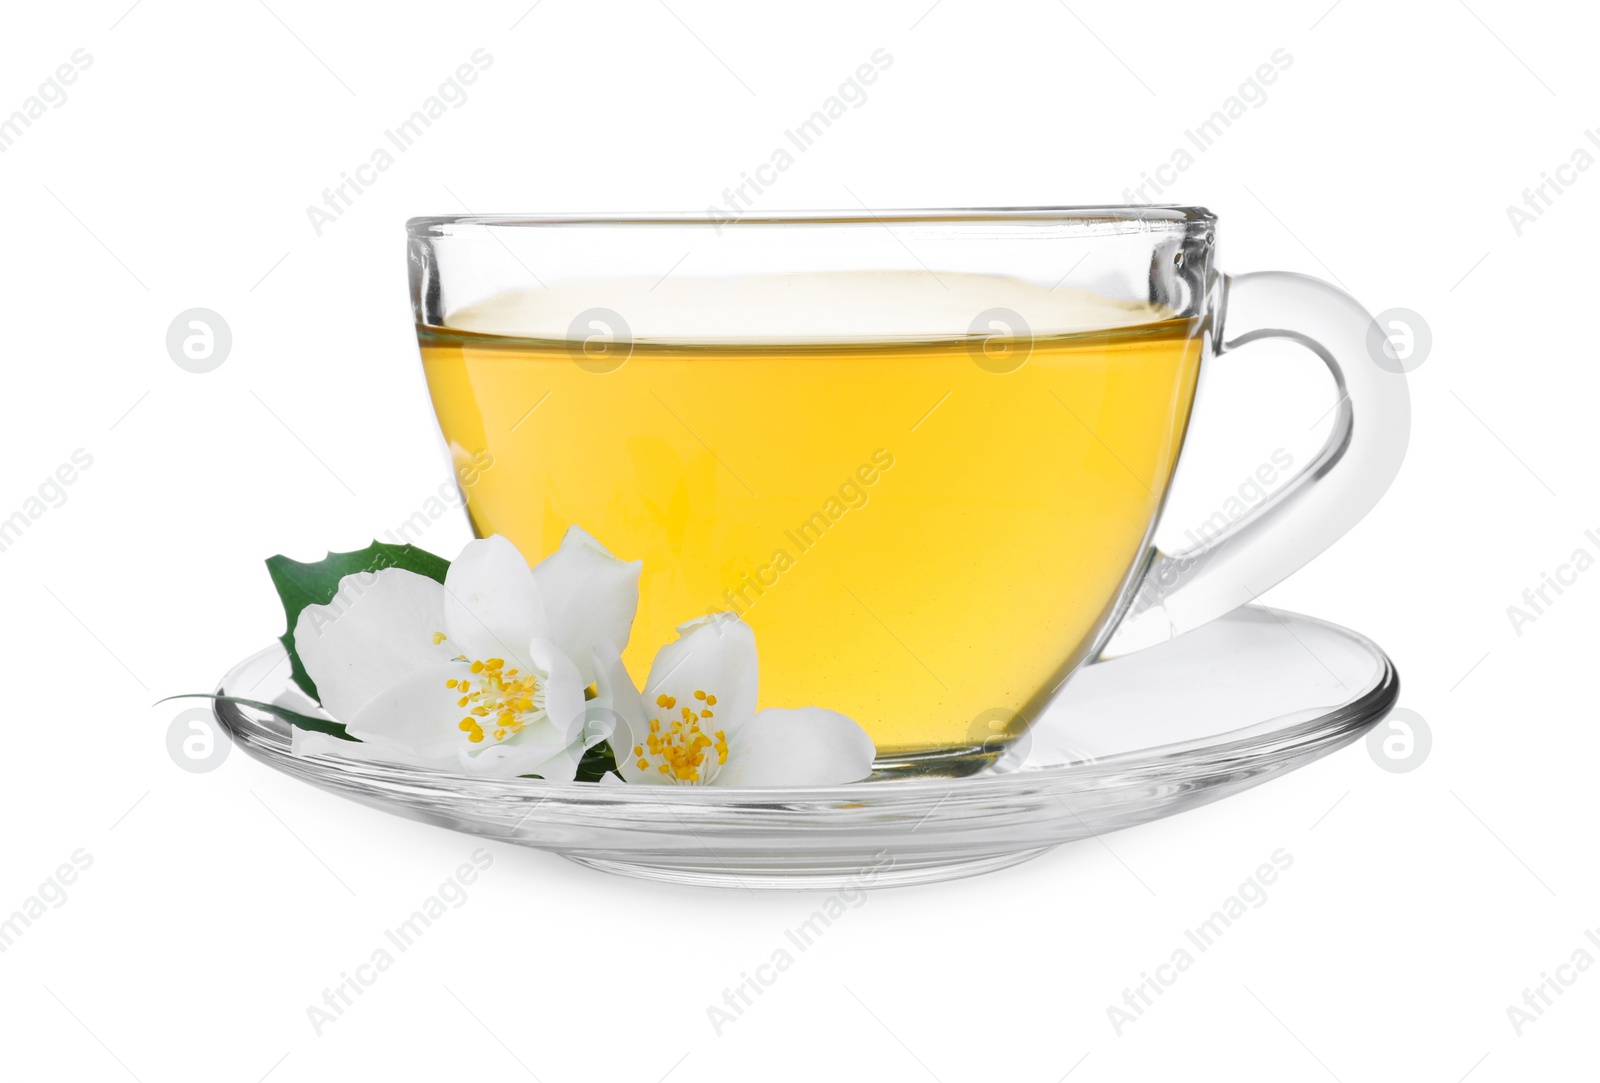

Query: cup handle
[1098,270,1411,658]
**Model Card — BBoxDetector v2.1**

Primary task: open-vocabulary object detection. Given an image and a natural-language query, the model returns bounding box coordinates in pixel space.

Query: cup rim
[406,205,1216,235]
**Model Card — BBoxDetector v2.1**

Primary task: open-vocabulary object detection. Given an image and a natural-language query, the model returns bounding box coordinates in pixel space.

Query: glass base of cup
[868,743,1007,780]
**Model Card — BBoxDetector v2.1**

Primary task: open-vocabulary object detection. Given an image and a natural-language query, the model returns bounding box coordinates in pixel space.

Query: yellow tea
[419,276,1202,761]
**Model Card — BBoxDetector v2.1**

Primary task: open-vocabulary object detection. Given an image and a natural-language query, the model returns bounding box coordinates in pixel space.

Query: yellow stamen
[450,659,545,751]
[631,686,730,785]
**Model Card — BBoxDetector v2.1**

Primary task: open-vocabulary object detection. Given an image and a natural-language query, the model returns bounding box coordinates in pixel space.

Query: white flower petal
[344,661,476,768]
[714,707,876,788]
[522,697,618,783]
[457,725,573,777]
[291,727,421,766]
[293,568,460,722]
[592,643,652,784]
[531,526,642,686]
[528,638,589,748]
[271,684,336,722]
[456,638,588,778]
[519,738,592,783]
[619,758,671,785]
[442,535,551,669]
[643,613,759,738]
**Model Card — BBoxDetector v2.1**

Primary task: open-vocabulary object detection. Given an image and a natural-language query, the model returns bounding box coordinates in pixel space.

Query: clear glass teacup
[407,208,1408,776]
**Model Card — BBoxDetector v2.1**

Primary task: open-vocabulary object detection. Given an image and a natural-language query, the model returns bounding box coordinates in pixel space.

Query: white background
[1,0,1594,1079]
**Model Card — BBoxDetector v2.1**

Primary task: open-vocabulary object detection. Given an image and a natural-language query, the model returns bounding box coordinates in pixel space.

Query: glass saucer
[213,606,1396,890]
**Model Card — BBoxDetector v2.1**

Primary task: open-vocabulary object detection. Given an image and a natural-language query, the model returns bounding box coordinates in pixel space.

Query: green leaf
[158,693,358,741]
[574,740,621,783]
[266,541,450,702]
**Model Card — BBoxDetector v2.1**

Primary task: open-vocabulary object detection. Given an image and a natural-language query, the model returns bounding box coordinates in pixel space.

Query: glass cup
[406,208,1409,777]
